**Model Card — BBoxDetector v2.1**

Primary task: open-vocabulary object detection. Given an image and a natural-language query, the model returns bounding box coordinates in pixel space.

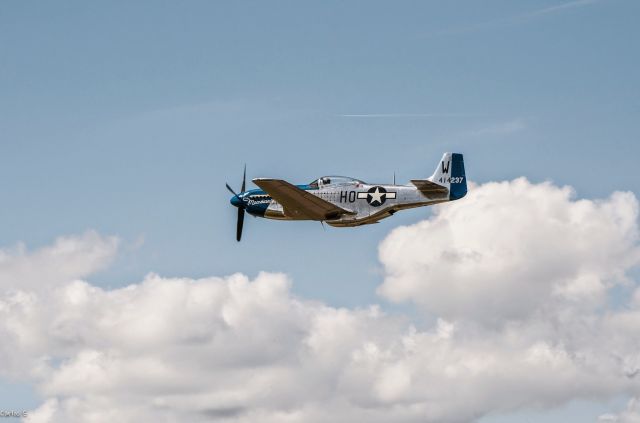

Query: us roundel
[367,186,387,206]
[356,186,397,207]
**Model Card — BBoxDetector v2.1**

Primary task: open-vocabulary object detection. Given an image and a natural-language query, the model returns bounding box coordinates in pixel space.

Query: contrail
[339,113,478,118]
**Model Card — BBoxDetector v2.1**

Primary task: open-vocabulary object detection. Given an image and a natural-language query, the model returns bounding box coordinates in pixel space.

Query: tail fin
[428,152,467,200]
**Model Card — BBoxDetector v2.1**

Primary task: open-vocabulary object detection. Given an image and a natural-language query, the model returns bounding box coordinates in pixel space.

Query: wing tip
[252,178,281,183]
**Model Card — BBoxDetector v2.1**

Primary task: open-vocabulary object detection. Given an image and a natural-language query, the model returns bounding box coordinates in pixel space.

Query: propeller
[226,165,247,242]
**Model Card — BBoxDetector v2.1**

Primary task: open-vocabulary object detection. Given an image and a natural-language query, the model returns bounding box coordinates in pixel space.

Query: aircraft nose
[230,195,242,208]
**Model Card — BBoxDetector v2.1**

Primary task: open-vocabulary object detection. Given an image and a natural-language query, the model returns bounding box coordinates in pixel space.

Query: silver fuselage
[254,181,446,227]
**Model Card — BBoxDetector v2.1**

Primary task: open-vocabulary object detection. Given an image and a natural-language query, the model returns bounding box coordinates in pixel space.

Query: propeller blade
[241,164,246,193]
[229,165,248,241]
[226,183,239,198]
[236,207,245,242]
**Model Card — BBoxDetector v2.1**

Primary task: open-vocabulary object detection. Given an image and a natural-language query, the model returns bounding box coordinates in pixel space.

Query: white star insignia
[357,187,396,206]
[369,187,384,204]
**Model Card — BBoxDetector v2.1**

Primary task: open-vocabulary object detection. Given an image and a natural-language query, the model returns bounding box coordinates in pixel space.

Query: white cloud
[378,178,640,323]
[0,178,639,422]
[0,231,118,291]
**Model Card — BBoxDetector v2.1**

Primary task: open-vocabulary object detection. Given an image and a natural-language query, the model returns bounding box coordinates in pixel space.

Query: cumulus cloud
[378,177,640,323]
[0,178,639,422]
[0,231,118,291]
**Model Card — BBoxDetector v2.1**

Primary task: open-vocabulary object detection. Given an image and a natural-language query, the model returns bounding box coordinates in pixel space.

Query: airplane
[226,152,466,241]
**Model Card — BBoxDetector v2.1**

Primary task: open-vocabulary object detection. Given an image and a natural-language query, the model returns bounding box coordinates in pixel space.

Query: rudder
[428,152,467,201]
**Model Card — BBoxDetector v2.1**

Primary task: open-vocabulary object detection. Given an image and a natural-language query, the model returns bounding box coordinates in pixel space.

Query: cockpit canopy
[308,176,364,188]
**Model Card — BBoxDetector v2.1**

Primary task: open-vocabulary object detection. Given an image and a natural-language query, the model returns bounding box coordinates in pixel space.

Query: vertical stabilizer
[428,152,467,200]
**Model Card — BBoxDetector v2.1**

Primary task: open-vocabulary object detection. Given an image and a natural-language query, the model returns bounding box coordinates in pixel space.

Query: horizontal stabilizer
[411,179,449,197]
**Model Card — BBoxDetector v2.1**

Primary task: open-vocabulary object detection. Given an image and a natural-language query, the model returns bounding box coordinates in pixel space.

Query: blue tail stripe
[449,153,467,200]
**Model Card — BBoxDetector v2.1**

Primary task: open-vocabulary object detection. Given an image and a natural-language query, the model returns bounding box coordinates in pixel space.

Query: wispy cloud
[466,118,528,137]
[435,0,606,36]
[523,0,601,19]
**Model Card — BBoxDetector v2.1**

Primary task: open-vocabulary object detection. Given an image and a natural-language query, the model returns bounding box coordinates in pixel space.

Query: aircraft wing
[411,179,449,197]
[253,178,355,220]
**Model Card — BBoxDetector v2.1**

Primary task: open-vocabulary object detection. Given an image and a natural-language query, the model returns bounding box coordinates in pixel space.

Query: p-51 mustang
[226,152,466,241]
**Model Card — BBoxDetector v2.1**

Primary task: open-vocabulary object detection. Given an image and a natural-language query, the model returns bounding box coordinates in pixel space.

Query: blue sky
[1,1,639,421]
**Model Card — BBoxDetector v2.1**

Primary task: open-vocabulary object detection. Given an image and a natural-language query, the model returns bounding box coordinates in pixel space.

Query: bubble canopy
[308,176,364,188]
